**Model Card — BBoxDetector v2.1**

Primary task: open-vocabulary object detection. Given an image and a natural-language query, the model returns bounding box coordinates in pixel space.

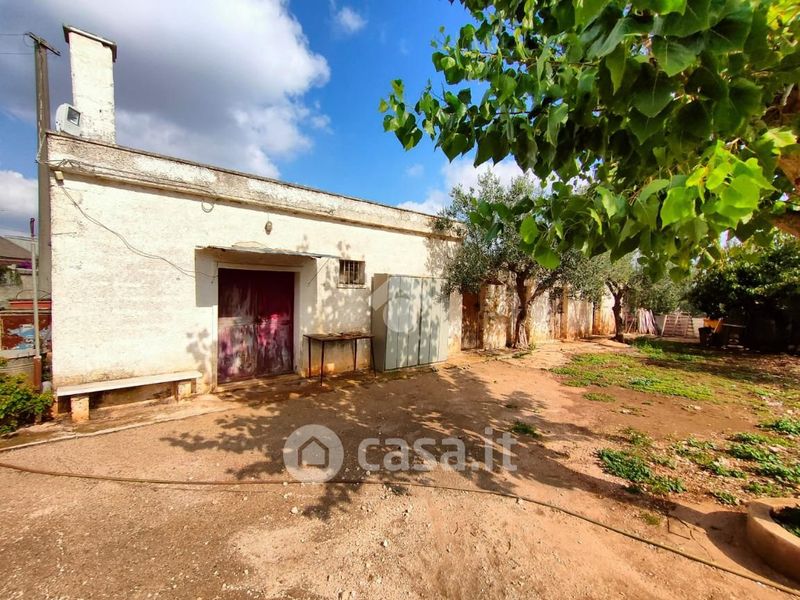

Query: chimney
[62,25,117,144]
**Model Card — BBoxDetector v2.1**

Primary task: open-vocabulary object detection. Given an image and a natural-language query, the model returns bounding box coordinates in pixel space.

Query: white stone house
[45,27,461,407]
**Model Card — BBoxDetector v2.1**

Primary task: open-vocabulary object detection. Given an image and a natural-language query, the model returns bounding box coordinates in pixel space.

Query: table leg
[320,341,325,383]
[353,339,358,373]
[370,338,376,375]
[307,338,312,380]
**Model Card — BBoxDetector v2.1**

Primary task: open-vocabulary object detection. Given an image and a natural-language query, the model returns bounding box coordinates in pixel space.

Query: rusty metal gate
[217,269,294,383]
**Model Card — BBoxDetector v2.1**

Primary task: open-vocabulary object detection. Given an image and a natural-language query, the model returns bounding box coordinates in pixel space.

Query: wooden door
[217,269,294,383]
[461,292,480,350]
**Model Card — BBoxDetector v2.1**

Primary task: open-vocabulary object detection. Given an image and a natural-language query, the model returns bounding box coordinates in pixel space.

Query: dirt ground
[0,339,798,599]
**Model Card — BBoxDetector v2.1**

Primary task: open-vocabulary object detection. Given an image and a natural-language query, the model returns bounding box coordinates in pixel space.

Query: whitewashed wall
[477,282,616,349]
[47,135,460,391]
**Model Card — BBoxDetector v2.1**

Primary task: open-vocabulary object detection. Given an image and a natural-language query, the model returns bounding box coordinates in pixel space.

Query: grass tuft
[510,421,539,437]
[597,448,684,495]
[761,418,800,436]
[552,352,712,400]
[729,431,793,447]
[622,427,652,448]
[711,490,740,506]
[638,511,663,526]
[584,391,615,403]
[727,443,777,462]
[597,449,652,483]
[744,481,790,497]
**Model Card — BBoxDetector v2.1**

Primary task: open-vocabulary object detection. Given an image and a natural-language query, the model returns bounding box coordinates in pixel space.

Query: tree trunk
[606,281,625,343]
[772,210,800,238]
[774,149,800,238]
[611,297,624,343]
[512,273,530,349]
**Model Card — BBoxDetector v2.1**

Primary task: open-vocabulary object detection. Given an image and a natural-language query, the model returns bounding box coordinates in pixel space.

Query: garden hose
[0,459,797,597]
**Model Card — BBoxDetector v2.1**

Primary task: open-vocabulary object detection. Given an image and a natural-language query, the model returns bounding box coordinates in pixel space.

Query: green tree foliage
[688,236,800,350]
[382,0,800,276]
[572,252,690,339]
[571,252,637,340]
[628,271,692,315]
[436,172,583,347]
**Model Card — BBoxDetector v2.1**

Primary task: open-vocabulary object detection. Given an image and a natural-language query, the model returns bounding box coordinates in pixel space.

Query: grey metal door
[384,276,422,370]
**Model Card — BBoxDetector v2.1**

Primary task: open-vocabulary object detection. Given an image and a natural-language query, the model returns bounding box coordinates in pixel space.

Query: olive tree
[436,172,582,347]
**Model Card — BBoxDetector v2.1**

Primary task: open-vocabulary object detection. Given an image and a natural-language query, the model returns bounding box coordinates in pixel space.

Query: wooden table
[303,332,375,382]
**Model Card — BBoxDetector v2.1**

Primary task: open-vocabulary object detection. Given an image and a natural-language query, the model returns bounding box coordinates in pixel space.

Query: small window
[339,259,365,287]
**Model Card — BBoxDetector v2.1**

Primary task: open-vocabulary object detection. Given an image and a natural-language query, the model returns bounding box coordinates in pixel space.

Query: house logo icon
[283,424,344,483]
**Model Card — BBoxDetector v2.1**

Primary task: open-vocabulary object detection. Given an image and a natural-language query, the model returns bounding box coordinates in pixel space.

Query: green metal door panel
[419,279,441,364]
[384,276,400,370]
[383,276,422,369]
[419,278,448,365]
[419,278,432,364]
[399,276,422,368]
[434,279,450,363]
[375,275,448,371]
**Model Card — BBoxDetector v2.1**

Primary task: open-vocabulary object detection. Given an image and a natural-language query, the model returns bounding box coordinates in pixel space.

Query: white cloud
[398,157,587,215]
[441,157,527,191]
[333,6,367,35]
[0,170,37,235]
[396,189,448,215]
[396,157,546,215]
[405,163,424,177]
[0,0,330,177]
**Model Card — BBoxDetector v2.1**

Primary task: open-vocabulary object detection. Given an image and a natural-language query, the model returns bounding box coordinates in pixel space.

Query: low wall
[477,283,614,349]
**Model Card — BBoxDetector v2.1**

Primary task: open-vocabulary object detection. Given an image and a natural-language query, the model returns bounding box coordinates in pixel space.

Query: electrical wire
[58,185,216,281]
[0,458,797,597]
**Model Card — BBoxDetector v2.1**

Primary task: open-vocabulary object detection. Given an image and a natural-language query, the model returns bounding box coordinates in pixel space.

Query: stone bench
[56,370,202,423]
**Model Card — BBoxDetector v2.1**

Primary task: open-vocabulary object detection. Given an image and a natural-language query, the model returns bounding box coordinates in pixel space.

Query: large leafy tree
[687,235,800,350]
[382,0,800,276]
[436,172,582,347]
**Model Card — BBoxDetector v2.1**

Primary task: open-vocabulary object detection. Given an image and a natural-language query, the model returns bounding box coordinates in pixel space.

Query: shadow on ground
[156,355,800,592]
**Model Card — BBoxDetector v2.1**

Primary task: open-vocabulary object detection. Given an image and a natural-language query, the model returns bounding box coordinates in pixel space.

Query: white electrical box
[55,103,83,136]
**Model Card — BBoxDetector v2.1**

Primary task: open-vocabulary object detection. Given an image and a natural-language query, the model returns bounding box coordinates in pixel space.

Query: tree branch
[772,210,800,238]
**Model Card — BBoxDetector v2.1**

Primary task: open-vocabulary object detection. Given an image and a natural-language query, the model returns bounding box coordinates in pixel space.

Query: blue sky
[0,0,525,236]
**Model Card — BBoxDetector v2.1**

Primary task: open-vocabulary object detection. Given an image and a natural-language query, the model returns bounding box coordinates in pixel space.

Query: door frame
[213,262,302,387]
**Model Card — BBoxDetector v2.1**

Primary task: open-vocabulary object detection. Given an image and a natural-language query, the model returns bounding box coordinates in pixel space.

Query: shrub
[0,374,52,434]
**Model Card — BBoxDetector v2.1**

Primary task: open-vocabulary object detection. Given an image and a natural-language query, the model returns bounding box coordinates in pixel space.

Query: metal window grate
[339,259,365,287]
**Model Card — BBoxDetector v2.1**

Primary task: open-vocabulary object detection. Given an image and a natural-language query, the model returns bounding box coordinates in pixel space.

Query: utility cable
[57,185,216,281]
